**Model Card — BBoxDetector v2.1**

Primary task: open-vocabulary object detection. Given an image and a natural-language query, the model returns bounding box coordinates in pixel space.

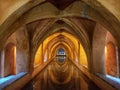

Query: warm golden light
[105,46,107,54]
[79,44,88,68]
[105,46,107,63]
[34,44,43,67]
[34,31,82,66]
[13,46,16,74]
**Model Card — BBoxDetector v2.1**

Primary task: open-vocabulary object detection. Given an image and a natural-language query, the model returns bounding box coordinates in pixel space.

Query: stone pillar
[92,24,107,74]
[117,47,120,78]
[0,53,1,77]
[0,50,4,77]
[78,42,80,64]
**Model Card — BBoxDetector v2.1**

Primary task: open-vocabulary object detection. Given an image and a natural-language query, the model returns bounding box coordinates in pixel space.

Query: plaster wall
[97,0,120,21]
[4,26,29,74]
[0,0,29,25]
[16,27,29,73]
[106,32,116,44]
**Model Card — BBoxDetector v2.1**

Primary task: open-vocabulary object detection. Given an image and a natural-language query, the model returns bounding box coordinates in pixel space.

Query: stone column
[117,47,120,78]
[92,24,107,74]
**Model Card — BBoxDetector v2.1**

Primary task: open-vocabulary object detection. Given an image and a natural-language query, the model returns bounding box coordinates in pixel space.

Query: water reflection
[33,57,100,90]
[56,55,66,63]
[56,48,66,63]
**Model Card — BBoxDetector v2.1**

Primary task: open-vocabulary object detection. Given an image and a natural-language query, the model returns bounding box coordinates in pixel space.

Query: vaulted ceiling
[0,0,120,72]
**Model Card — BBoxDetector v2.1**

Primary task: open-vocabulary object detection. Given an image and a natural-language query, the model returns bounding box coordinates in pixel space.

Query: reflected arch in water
[56,48,66,63]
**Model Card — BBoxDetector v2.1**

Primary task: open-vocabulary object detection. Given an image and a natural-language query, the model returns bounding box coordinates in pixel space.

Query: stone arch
[31,20,90,71]
[92,23,107,74]
[0,1,120,74]
[47,35,77,59]
[50,42,73,60]
[52,44,69,57]
[56,47,66,56]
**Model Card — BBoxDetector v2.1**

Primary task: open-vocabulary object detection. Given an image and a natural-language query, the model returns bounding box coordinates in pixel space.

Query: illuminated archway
[34,44,43,67]
[56,48,66,63]
[79,44,88,68]
[51,43,71,59]
[105,42,119,77]
[50,42,74,60]
[4,43,16,76]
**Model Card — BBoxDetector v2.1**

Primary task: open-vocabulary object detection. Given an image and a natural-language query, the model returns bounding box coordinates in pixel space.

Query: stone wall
[4,26,29,75]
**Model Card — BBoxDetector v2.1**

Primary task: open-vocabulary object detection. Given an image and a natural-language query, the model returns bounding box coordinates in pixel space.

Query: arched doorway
[4,43,16,77]
[105,42,118,77]
[56,48,66,62]
[57,48,66,55]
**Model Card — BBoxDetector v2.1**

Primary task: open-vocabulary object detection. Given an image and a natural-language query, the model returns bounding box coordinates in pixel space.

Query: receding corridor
[0,0,120,90]
[26,57,100,90]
